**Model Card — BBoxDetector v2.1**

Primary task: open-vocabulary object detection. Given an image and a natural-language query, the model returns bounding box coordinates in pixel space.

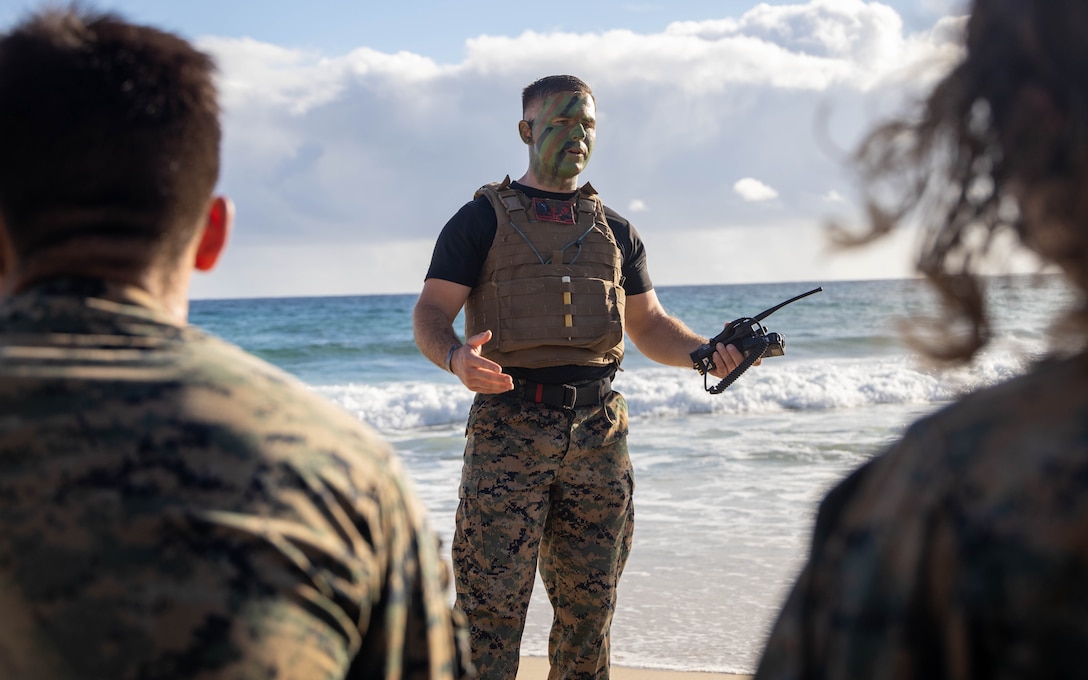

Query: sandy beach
[516,656,751,680]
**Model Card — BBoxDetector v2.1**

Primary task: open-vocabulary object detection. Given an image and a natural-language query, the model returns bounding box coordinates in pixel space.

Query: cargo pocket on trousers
[457,473,543,582]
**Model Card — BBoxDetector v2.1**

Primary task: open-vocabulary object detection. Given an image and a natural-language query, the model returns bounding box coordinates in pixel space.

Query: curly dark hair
[839,0,1088,361]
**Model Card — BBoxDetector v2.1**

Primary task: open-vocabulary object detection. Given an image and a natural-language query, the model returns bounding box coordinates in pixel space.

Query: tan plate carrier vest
[465,177,625,369]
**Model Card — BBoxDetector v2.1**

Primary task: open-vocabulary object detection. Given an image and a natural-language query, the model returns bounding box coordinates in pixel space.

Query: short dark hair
[0,7,221,268]
[522,75,594,117]
[839,0,1088,361]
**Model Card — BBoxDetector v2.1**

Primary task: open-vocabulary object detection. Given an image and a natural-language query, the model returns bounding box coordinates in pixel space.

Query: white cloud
[200,37,349,115]
[735,0,905,62]
[823,190,847,203]
[734,178,780,202]
[192,0,967,298]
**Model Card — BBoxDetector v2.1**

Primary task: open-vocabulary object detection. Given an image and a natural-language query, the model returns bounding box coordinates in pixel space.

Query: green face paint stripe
[529,92,594,182]
[540,101,569,157]
[540,128,562,157]
[533,100,561,147]
[539,96,583,162]
[559,96,581,118]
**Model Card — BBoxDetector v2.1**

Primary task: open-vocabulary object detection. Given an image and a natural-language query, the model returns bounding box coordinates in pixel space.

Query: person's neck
[515,170,579,194]
[3,245,191,324]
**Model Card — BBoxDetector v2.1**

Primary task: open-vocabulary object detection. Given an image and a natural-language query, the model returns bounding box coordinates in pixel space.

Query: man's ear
[194,196,232,272]
[518,119,533,144]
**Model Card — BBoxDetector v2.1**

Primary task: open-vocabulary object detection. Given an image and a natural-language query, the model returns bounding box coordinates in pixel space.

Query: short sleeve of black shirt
[424,182,654,295]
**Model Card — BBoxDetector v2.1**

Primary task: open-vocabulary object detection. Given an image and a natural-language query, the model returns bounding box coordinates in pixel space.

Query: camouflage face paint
[526,92,596,189]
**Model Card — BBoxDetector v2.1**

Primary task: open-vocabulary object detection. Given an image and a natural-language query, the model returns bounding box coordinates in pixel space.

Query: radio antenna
[753,287,823,322]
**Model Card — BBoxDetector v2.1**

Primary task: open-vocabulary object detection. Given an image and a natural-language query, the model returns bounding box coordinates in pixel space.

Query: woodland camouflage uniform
[755,354,1088,680]
[0,277,471,680]
[454,389,633,680]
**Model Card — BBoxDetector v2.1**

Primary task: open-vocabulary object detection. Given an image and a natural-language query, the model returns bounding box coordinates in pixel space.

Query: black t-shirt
[425,181,653,384]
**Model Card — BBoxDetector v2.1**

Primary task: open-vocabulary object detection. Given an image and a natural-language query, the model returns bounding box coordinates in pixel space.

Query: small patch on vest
[534,199,576,224]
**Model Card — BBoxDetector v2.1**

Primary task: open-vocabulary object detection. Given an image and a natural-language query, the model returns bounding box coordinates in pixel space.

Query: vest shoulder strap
[473,174,511,199]
[473,176,526,218]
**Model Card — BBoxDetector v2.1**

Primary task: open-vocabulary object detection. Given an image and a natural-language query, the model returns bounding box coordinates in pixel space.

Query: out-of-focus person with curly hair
[754,1,1088,678]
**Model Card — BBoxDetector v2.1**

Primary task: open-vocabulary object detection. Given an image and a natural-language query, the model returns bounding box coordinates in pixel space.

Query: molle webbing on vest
[466,178,625,369]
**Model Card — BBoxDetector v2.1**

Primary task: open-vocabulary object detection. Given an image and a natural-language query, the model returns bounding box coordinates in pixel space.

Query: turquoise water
[190,275,1074,673]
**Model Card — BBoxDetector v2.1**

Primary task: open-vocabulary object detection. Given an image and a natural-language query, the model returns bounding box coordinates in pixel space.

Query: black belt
[515,377,613,409]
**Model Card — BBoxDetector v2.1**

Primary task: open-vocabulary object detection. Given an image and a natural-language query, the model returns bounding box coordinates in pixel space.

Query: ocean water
[191,275,1075,675]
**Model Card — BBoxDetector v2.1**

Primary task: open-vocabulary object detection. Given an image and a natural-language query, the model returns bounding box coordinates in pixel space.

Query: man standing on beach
[413,74,747,679]
[0,8,468,679]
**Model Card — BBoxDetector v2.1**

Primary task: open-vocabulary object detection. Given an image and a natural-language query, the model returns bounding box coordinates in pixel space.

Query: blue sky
[0,0,975,299]
[1,1,958,59]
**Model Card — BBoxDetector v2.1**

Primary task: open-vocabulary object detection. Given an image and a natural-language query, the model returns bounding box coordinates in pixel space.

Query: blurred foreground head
[847,0,1088,360]
[0,6,221,287]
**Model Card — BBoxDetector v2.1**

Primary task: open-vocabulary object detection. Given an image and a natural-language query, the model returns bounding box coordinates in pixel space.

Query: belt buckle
[562,384,577,410]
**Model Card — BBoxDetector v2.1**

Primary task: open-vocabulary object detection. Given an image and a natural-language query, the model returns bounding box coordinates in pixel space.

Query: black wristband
[445,344,462,373]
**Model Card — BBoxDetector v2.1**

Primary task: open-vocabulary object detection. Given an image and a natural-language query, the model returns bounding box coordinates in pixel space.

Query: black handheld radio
[690,286,823,394]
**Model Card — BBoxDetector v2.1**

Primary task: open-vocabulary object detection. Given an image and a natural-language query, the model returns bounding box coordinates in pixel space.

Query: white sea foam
[315,347,1037,432]
[316,380,475,431]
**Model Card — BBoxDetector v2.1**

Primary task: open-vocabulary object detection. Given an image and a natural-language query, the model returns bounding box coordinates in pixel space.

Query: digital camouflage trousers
[453,390,634,680]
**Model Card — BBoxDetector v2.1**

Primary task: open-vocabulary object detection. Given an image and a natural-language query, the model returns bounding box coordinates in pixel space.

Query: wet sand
[515,656,752,680]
